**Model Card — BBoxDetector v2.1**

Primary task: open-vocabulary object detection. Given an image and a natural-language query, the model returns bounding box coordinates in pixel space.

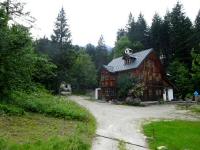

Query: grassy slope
[143,120,200,150]
[0,90,96,150]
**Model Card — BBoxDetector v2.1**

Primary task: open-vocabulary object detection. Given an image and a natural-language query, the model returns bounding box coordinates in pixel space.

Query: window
[125,58,132,65]
[104,89,115,96]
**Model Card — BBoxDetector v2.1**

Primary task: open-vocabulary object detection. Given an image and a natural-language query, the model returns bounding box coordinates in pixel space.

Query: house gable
[100,48,174,101]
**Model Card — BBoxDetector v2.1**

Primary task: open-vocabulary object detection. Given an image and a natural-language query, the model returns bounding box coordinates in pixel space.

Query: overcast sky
[23,0,200,47]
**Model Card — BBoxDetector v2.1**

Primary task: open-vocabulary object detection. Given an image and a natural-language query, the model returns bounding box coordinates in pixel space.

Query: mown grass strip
[143,120,200,150]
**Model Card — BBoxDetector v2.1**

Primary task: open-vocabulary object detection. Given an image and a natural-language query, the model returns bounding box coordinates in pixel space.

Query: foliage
[0,24,36,96]
[116,28,126,41]
[191,48,200,91]
[129,82,144,98]
[0,0,35,25]
[85,43,96,62]
[48,7,77,92]
[0,104,25,116]
[0,6,56,97]
[193,10,200,50]
[71,50,97,91]
[127,13,150,49]
[114,36,132,57]
[143,120,200,150]
[116,74,137,99]
[159,12,171,67]
[114,36,143,58]
[168,60,192,99]
[10,90,92,121]
[150,13,163,56]
[0,107,96,150]
[32,54,57,90]
[95,35,108,71]
[34,37,55,57]
[51,7,71,47]
[0,3,97,150]
[169,2,193,66]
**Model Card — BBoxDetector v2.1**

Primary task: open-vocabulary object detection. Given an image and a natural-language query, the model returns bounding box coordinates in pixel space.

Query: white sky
[22,0,200,47]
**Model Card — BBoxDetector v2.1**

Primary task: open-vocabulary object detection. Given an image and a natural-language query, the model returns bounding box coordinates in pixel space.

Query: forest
[0,0,200,99]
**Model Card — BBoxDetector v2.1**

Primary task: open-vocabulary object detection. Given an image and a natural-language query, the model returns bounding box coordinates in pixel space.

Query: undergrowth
[0,104,25,116]
[0,89,96,150]
[9,90,91,121]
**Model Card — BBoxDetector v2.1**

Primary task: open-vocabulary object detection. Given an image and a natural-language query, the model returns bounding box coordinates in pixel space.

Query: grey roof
[104,48,153,73]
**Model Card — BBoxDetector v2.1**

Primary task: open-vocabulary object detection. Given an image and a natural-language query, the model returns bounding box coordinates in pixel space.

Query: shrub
[10,90,91,121]
[116,74,137,99]
[0,104,25,116]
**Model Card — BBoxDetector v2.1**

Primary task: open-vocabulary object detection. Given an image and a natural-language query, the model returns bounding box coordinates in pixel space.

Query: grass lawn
[0,90,96,150]
[143,120,200,150]
[0,113,76,145]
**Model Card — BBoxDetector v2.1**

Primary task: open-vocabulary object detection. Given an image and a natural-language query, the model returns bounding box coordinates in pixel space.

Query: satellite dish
[124,48,133,54]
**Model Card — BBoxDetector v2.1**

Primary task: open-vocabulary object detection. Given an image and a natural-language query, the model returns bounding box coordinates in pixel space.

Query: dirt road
[68,96,198,150]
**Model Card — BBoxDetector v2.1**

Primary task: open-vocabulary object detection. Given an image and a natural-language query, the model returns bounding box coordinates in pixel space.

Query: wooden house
[100,48,174,101]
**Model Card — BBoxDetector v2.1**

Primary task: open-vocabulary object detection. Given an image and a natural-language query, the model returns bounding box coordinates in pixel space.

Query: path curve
[68,95,199,150]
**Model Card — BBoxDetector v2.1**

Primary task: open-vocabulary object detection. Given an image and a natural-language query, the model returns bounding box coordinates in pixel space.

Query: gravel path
[68,95,199,150]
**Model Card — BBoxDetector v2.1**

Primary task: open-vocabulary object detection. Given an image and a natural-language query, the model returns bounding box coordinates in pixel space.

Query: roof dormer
[122,48,136,65]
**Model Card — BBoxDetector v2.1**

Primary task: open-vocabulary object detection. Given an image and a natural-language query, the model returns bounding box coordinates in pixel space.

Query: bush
[10,90,91,121]
[116,74,137,99]
[0,104,25,116]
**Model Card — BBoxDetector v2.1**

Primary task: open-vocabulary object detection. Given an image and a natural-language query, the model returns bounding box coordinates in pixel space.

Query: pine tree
[194,10,200,50]
[168,60,192,99]
[116,28,127,41]
[128,13,150,48]
[95,35,108,71]
[150,13,163,56]
[127,13,136,43]
[126,12,135,32]
[50,7,76,92]
[191,47,200,91]
[51,7,71,49]
[195,10,200,32]
[160,11,171,66]
[85,43,96,62]
[169,2,193,66]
